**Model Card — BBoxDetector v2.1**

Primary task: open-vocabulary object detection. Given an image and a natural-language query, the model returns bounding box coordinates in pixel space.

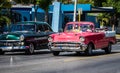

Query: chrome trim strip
[0,40,21,42]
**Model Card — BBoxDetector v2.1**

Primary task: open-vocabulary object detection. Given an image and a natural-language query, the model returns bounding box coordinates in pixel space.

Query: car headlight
[20,35,24,41]
[18,42,24,45]
[48,36,53,42]
[79,36,85,42]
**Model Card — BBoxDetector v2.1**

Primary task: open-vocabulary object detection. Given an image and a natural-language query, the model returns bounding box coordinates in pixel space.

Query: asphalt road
[0,42,120,73]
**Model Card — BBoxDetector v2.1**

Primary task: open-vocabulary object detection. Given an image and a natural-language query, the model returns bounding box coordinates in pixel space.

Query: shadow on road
[58,51,120,57]
[3,50,51,56]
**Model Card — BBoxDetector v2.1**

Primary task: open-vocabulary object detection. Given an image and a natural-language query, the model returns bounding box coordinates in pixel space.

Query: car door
[42,24,53,46]
[36,24,47,49]
[94,32,106,49]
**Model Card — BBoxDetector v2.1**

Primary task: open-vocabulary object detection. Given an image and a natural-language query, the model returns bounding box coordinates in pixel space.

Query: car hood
[50,32,91,42]
[0,31,33,40]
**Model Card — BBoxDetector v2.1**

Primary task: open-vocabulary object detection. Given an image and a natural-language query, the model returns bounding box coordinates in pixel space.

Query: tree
[0,0,11,33]
[13,0,53,22]
[59,0,72,4]
[36,0,53,22]
[102,0,120,30]
[0,0,11,10]
[13,0,34,4]
[93,0,106,7]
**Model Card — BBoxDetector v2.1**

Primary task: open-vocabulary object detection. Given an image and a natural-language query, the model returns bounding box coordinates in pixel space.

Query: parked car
[0,21,53,54]
[48,21,116,56]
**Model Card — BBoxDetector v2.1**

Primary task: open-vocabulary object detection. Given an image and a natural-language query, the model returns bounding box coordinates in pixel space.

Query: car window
[73,24,80,32]
[10,24,35,32]
[66,24,73,31]
[43,24,52,32]
[37,24,44,32]
[74,24,79,30]
[80,24,92,32]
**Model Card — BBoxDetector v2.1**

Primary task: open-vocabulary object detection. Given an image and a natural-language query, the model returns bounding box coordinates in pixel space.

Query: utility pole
[78,8,82,21]
[34,0,37,22]
[73,0,77,22]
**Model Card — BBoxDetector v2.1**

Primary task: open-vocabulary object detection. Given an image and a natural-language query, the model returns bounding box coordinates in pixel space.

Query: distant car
[0,21,54,54]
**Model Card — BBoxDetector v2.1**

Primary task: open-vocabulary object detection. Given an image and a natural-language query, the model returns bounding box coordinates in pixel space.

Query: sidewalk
[116,34,120,42]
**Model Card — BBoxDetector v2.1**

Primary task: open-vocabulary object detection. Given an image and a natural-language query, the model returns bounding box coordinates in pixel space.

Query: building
[11,2,115,32]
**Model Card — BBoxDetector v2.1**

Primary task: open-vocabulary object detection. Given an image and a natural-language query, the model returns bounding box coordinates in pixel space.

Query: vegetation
[102,0,120,30]
[60,0,120,15]
[1,0,120,31]
[0,0,11,33]
[13,0,34,4]
[36,0,53,22]
[13,0,53,22]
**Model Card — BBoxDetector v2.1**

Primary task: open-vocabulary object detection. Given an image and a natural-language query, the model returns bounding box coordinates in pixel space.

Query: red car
[48,21,116,56]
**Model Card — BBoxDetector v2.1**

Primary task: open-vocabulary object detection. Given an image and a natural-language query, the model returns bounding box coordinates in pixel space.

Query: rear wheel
[52,51,60,56]
[85,44,93,56]
[104,43,112,54]
[25,43,35,54]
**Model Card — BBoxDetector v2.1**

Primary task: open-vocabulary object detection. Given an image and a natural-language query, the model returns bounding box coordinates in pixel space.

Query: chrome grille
[51,42,80,47]
[0,41,20,46]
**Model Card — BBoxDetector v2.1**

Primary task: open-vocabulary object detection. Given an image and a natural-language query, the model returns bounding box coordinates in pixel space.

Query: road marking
[64,53,120,62]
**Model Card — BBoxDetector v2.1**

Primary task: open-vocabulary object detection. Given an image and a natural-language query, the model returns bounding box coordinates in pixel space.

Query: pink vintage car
[48,21,116,56]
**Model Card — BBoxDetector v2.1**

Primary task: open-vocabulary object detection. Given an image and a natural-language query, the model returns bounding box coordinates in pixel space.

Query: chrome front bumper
[0,40,29,51]
[48,42,87,52]
[0,46,29,51]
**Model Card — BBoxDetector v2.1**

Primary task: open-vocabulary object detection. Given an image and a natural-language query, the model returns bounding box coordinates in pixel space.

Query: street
[0,42,120,73]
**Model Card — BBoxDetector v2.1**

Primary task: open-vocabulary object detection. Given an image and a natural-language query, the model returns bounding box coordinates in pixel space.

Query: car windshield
[66,24,92,32]
[66,24,73,31]
[10,24,35,32]
[80,24,92,32]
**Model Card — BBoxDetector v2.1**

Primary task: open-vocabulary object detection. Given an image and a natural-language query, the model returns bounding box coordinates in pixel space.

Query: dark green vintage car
[0,21,53,54]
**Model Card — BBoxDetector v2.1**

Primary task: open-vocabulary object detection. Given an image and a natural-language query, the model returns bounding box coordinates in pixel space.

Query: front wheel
[25,43,35,54]
[85,44,93,56]
[52,51,60,56]
[0,50,5,55]
[104,43,112,54]
[76,52,81,55]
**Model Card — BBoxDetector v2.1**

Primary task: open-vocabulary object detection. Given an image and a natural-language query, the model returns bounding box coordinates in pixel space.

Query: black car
[0,21,53,54]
